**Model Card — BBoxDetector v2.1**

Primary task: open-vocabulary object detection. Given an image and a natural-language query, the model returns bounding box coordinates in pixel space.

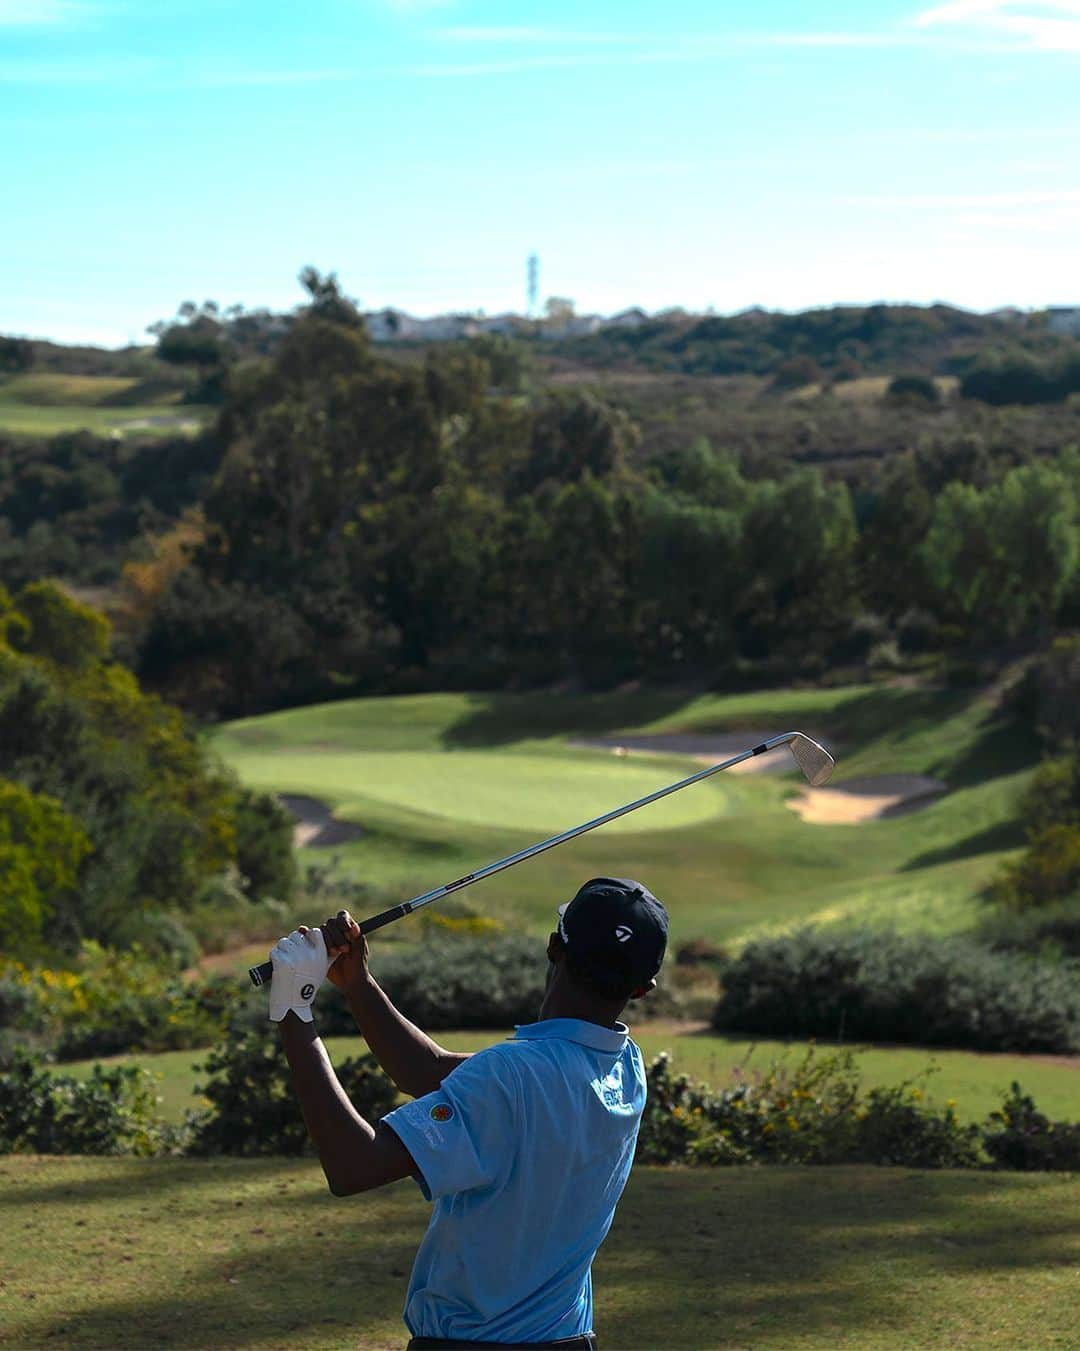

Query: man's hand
[319,910,371,994]
[268,927,332,1023]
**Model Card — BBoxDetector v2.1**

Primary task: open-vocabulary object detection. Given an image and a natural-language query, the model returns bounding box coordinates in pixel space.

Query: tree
[0,337,34,374]
[887,374,940,405]
[13,582,111,671]
[0,779,90,955]
[298,266,363,328]
[150,301,231,403]
[923,466,1077,641]
[513,392,639,496]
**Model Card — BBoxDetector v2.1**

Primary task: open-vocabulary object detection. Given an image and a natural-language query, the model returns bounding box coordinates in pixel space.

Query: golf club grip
[247,902,412,987]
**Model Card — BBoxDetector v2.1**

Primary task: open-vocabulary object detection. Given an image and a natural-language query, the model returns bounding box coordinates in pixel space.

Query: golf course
[209,681,1040,952]
[5,678,1074,1349]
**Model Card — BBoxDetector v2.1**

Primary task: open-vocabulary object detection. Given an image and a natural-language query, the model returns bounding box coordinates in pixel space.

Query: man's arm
[321,911,470,1098]
[277,1010,417,1196]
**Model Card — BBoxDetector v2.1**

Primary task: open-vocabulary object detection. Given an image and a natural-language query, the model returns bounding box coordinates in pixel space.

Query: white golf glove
[267,927,331,1023]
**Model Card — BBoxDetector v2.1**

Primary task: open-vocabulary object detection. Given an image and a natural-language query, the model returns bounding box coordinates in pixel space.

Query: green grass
[0,402,212,439]
[1,1156,1076,1348]
[0,371,210,439]
[64,1025,1078,1126]
[0,373,144,405]
[209,684,1039,947]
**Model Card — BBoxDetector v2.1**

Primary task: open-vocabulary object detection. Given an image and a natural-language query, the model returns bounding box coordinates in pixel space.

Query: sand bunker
[278,794,364,848]
[788,775,946,824]
[577,732,820,774]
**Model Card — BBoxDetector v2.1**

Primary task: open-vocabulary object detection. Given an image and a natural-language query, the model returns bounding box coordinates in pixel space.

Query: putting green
[226,748,730,834]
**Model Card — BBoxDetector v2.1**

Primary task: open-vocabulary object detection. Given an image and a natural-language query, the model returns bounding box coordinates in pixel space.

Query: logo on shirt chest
[430,1103,454,1122]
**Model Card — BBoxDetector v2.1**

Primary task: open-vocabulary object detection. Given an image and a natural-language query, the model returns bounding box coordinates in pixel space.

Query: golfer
[268,876,668,1349]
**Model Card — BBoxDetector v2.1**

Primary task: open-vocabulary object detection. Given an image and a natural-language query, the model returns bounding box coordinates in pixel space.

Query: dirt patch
[278,794,364,848]
[788,774,946,824]
[575,732,822,774]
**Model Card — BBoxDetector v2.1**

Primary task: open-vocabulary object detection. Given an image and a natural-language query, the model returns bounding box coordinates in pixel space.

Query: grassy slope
[65,1027,1078,1126]
[2,1156,1076,1349]
[210,684,1039,949]
[0,372,211,439]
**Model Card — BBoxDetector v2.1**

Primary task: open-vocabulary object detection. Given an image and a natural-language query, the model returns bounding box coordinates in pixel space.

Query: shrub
[990,825,1080,909]
[636,1048,983,1169]
[1021,755,1080,833]
[887,374,940,405]
[7,943,224,1060]
[982,1082,1080,1171]
[0,1049,164,1155]
[363,931,549,1030]
[712,928,1080,1054]
[186,1022,397,1156]
[979,895,1080,960]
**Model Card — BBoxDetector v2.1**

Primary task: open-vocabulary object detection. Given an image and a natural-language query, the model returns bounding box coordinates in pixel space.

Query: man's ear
[547,932,566,963]
[628,977,658,1001]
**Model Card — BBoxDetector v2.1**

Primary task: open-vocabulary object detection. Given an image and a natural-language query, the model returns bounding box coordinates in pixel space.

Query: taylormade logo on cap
[615,926,633,942]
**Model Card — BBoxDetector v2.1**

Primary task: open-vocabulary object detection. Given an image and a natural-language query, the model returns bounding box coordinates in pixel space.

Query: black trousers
[407,1336,597,1350]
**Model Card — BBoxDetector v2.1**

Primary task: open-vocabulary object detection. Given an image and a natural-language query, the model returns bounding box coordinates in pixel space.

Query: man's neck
[537,986,625,1029]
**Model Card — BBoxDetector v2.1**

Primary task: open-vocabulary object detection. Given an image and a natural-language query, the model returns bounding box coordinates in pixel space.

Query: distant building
[364,305,679,343]
[1047,306,1080,336]
[604,307,649,330]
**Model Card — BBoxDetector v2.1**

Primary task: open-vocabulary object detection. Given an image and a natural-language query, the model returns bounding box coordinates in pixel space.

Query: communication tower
[527,253,539,318]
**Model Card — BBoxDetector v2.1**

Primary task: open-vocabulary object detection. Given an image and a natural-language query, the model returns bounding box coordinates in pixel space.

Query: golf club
[248,730,834,987]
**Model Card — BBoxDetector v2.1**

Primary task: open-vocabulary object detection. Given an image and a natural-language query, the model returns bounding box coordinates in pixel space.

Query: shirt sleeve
[382,1049,519,1203]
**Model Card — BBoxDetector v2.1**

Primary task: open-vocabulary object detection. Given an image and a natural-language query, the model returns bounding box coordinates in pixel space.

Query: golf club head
[787,733,834,786]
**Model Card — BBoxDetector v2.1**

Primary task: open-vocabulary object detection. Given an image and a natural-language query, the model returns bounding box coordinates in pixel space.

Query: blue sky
[2,0,1078,345]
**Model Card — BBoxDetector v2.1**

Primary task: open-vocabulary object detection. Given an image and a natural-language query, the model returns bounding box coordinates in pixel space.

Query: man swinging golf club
[269,876,668,1350]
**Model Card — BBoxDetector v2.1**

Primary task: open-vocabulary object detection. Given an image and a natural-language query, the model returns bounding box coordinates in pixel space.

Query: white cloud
[913,1,1080,51]
[0,0,88,23]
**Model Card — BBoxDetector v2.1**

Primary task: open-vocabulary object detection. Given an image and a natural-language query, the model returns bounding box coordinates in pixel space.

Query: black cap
[558,877,668,991]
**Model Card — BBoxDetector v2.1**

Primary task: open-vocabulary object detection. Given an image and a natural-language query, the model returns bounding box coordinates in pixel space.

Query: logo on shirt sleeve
[430,1103,454,1123]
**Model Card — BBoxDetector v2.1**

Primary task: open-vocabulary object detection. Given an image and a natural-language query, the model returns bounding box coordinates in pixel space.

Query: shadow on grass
[441,691,700,749]
[6,1161,1079,1349]
[943,713,1042,789]
[596,1168,1080,1349]
[900,817,1027,872]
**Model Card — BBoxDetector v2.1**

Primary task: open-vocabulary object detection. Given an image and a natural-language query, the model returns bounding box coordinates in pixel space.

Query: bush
[186,1022,397,1156]
[0,1048,165,1155]
[990,825,1080,909]
[712,928,1080,1054]
[982,1083,1080,1171]
[637,1051,1078,1171]
[1019,756,1080,836]
[979,895,1080,959]
[636,1048,983,1169]
[887,374,940,405]
[359,932,549,1030]
[2,944,224,1060]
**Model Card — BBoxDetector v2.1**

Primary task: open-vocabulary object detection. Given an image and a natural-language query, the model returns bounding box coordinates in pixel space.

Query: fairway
[0,372,211,439]
[209,685,1040,947]
[0,402,211,439]
[2,1157,1076,1349]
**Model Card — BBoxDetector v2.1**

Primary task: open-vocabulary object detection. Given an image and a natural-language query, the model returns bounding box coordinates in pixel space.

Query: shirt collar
[512,1017,629,1054]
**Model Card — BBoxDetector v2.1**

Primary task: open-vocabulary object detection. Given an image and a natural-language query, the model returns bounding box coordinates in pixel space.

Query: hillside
[209,683,1040,950]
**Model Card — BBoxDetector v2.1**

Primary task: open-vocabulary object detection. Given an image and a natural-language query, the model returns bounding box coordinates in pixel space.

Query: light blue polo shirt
[383,1017,646,1344]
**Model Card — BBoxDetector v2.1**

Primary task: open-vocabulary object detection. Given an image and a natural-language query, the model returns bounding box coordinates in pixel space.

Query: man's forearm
[344,977,469,1098]
[277,1011,414,1195]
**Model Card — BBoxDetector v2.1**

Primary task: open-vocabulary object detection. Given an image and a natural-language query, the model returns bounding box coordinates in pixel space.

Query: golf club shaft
[248,731,797,987]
